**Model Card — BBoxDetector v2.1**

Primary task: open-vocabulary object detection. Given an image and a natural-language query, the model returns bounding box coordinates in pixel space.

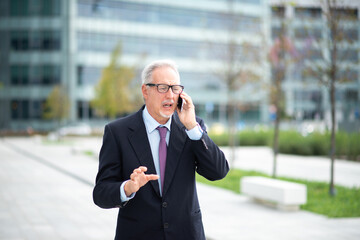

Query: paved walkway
[0,136,359,240]
[222,146,360,188]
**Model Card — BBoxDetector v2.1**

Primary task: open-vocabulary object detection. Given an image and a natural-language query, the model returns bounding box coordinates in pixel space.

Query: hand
[124,166,159,197]
[177,92,197,130]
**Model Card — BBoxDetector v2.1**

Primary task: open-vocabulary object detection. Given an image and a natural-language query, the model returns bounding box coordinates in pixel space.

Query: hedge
[208,130,360,161]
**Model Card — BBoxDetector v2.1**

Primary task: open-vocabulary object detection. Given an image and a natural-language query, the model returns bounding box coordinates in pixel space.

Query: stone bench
[241,176,307,211]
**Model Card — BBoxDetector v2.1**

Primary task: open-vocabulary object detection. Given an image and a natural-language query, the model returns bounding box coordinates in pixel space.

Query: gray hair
[141,59,180,85]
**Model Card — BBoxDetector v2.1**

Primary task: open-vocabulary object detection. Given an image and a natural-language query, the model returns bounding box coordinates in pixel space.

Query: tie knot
[157,126,167,139]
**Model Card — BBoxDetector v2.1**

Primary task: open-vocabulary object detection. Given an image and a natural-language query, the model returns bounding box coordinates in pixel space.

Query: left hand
[177,92,197,130]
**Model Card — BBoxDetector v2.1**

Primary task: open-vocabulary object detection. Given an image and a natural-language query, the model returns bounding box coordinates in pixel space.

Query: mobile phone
[177,96,183,110]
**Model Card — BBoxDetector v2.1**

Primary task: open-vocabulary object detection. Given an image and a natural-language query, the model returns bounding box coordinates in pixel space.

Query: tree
[208,0,263,167]
[304,0,358,196]
[43,84,70,129]
[91,43,142,119]
[268,5,299,178]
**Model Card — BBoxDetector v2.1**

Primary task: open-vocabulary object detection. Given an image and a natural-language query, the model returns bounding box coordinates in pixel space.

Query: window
[294,27,322,40]
[77,100,98,119]
[271,6,285,18]
[331,8,358,20]
[31,100,46,119]
[11,99,45,120]
[77,0,260,33]
[338,49,358,62]
[10,0,28,16]
[10,30,61,51]
[77,65,102,86]
[271,27,282,39]
[10,0,61,17]
[336,69,358,82]
[77,31,253,61]
[345,90,358,102]
[337,28,359,42]
[307,49,322,60]
[11,99,29,119]
[10,65,61,85]
[295,7,321,19]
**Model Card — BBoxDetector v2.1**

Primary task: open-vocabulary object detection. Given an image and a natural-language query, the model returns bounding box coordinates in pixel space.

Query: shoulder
[106,106,144,131]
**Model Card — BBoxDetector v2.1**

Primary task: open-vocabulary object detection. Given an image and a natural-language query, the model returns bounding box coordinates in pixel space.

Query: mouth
[162,100,174,109]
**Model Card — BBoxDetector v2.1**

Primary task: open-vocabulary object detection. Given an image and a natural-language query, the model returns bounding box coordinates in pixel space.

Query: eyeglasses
[146,83,184,94]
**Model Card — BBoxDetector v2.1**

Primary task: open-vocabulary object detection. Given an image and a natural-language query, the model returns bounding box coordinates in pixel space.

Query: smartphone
[177,96,183,110]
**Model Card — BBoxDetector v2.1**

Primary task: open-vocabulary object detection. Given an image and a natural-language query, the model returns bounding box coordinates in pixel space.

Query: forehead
[152,66,180,84]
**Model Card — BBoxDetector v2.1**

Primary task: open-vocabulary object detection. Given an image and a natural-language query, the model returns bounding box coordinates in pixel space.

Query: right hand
[124,166,159,197]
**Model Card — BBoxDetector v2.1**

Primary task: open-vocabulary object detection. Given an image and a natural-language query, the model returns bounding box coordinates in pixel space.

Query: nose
[165,87,175,98]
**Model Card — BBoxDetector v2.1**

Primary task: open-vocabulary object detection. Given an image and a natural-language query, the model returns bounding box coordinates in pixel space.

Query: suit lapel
[162,114,187,196]
[128,108,161,197]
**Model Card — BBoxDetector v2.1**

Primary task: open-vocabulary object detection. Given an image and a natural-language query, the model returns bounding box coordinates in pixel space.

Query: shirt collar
[143,106,171,133]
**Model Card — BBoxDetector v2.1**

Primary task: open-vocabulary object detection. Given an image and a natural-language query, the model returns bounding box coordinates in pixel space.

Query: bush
[208,132,229,146]
[238,130,271,146]
[336,132,360,161]
[208,129,360,161]
[307,132,330,156]
[278,131,313,155]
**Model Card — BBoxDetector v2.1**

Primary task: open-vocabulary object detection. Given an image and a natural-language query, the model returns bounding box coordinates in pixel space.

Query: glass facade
[76,31,258,61]
[11,99,46,120]
[10,65,61,85]
[10,30,61,51]
[9,0,61,17]
[294,7,321,19]
[271,2,360,124]
[294,27,322,40]
[77,0,261,33]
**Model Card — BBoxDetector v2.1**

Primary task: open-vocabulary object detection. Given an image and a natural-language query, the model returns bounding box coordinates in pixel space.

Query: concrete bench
[241,176,307,211]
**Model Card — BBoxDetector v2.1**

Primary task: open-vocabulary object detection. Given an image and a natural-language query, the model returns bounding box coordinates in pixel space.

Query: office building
[0,0,269,131]
[270,0,360,131]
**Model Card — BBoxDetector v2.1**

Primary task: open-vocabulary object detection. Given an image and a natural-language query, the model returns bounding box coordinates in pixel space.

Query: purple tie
[157,126,167,191]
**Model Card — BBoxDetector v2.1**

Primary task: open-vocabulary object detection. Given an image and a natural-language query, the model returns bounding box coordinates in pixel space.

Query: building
[0,0,269,132]
[269,0,360,131]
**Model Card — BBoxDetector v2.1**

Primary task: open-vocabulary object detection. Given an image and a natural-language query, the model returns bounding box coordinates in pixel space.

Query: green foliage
[209,130,271,146]
[208,129,360,160]
[197,169,360,218]
[43,85,70,123]
[91,43,142,118]
[208,132,230,146]
[277,131,313,155]
[336,131,360,161]
[239,130,271,146]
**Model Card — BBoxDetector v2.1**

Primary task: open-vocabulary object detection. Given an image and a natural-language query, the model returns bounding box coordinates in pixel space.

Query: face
[142,66,180,124]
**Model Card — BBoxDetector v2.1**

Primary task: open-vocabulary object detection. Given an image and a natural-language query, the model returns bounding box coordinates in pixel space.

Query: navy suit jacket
[93,106,229,240]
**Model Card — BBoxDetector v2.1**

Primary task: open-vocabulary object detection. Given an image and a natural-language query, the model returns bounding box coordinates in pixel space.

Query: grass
[196,169,360,218]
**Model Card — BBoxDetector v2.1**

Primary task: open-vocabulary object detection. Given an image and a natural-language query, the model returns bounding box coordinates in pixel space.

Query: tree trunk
[272,108,280,178]
[228,102,237,168]
[329,82,336,196]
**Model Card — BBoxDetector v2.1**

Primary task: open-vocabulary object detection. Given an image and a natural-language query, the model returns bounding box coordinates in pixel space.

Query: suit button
[164,223,169,229]
[162,202,167,208]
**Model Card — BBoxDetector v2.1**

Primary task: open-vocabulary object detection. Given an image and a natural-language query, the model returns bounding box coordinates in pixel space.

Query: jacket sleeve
[191,118,229,181]
[93,124,125,209]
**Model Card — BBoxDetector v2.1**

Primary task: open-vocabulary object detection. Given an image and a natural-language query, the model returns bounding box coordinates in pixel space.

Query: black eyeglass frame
[146,83,184,94]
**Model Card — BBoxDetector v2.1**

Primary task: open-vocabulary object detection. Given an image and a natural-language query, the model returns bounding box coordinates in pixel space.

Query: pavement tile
[1,137,359,240]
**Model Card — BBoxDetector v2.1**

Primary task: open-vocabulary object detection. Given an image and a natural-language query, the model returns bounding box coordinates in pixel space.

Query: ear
[141,84,148,100]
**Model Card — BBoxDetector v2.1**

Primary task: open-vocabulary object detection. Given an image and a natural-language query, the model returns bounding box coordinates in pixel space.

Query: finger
[146,174,159,181]
[133,167,145,174]
[139,166,148,172]
[180,92,193,106]
[130,172,137,180]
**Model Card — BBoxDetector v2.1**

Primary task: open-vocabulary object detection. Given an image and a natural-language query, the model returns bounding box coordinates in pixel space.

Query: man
[93,59,229,240]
